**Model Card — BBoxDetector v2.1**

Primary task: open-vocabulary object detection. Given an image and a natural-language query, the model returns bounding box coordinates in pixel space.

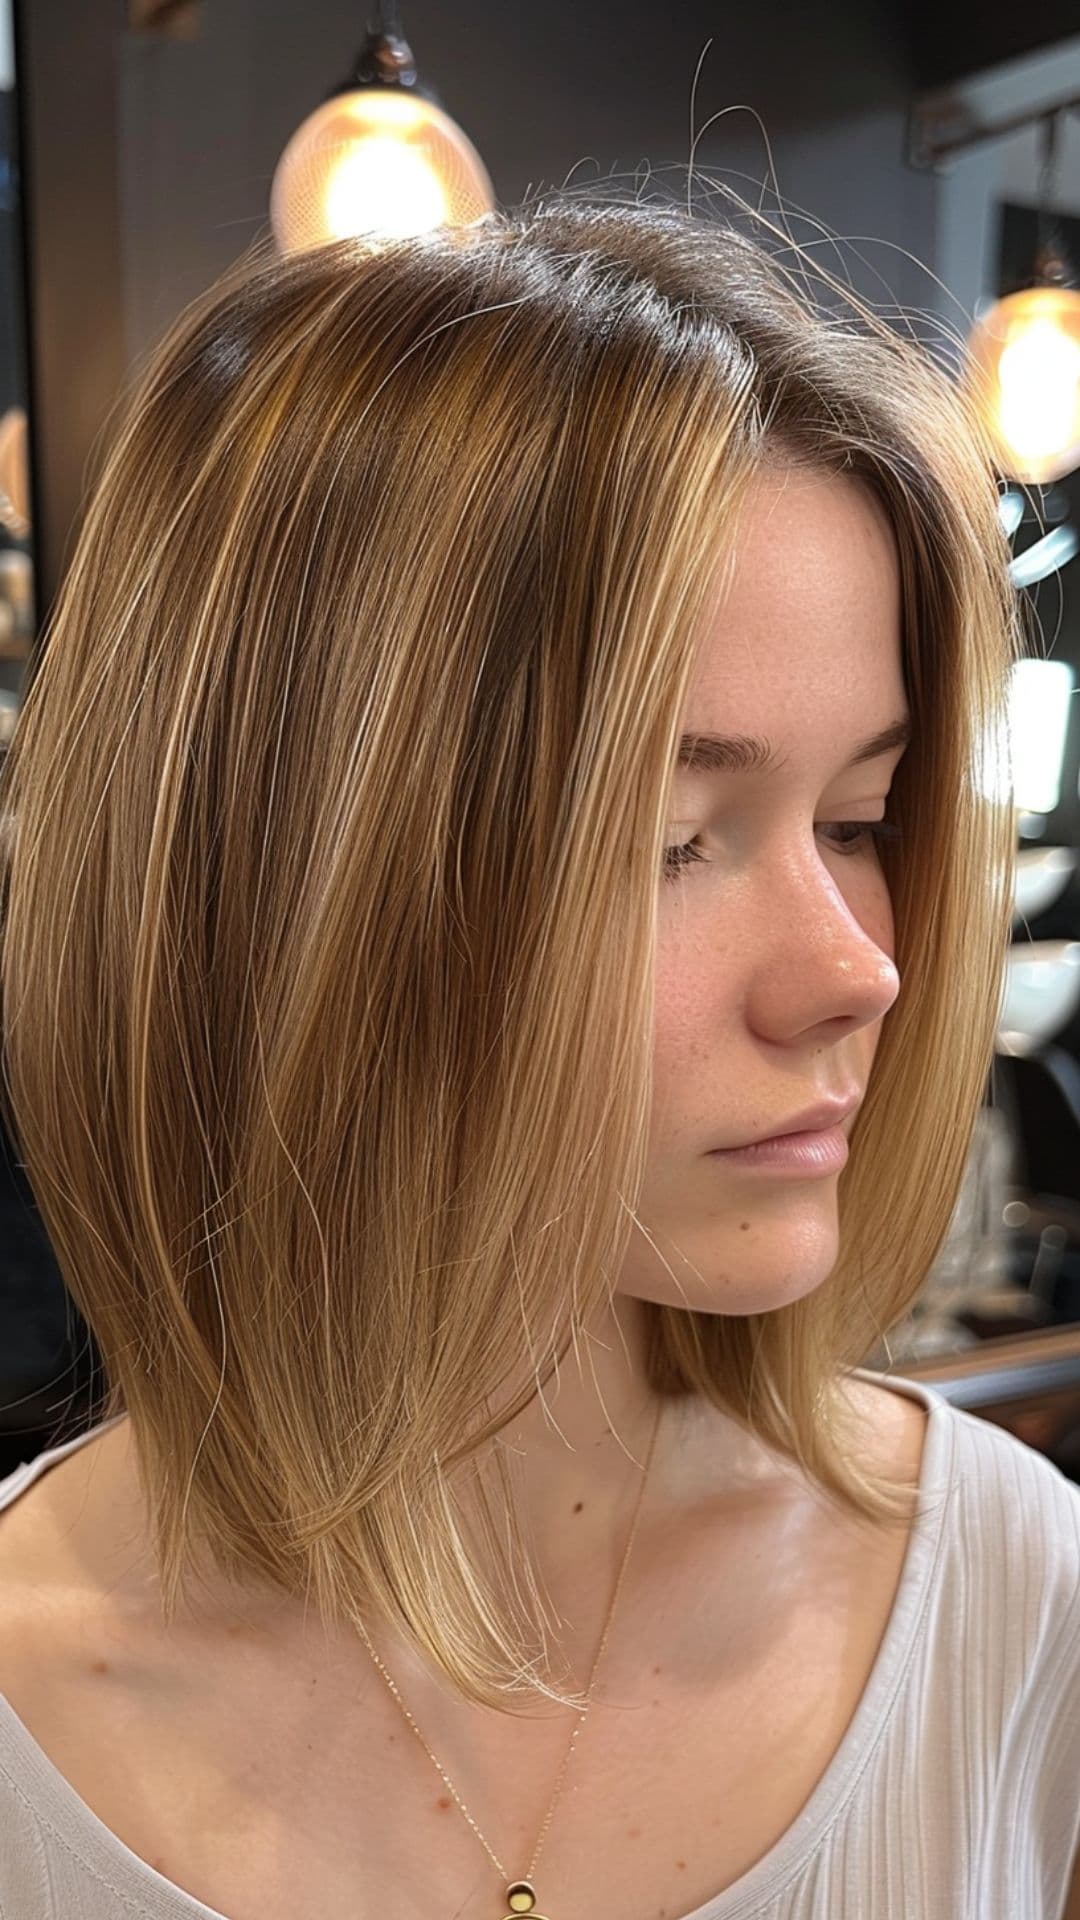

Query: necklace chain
[354,1397,665,1907]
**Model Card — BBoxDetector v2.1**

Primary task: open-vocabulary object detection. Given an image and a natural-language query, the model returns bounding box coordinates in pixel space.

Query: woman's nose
[748,873,901,1035]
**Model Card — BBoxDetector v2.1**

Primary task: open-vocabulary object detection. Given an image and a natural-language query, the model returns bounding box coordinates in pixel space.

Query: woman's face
[622,463,910,1318]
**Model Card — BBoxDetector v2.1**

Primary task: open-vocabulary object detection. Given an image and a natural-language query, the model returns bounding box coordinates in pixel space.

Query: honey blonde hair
[0,188,1020,1710]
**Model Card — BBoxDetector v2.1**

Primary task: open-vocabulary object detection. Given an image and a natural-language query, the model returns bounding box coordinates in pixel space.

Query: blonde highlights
[0,189,1020,1710]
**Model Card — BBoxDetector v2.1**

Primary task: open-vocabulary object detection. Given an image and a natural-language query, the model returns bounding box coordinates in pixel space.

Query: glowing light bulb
[271,89,495,255]
[998,320,1080,465]
[965,285,1080,484]
[322,135,449,241]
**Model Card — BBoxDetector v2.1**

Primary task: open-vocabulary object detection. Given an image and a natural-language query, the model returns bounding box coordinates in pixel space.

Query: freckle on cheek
[739,1221,751,1231]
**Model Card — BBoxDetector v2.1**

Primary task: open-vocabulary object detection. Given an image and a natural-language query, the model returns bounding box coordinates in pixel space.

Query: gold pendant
[505,1880,548,1918]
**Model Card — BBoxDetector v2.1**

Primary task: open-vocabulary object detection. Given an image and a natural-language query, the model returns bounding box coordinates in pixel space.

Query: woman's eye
[661,838,709,881]
[661,818,903,885]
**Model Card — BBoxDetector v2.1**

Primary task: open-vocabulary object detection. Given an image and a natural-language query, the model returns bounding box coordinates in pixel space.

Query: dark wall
[909,8,1080,91]
[12,0,127,633]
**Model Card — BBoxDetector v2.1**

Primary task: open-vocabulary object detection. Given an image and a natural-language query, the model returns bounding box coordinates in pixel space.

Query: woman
[0,191,1077,1920]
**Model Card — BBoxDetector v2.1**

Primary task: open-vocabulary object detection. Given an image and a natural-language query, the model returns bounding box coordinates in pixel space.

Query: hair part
[0,184,1020,1711]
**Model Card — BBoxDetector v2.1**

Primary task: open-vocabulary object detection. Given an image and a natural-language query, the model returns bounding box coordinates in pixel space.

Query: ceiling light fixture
[270,2,496,257]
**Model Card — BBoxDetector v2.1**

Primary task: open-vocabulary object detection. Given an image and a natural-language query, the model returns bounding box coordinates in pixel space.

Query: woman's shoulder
[937,1387,1080,1604]
[0,1417,133,1601]
[847,1369,1080,1645]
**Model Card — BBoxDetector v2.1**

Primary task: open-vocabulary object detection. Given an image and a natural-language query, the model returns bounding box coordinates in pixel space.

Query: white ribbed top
[0,1367,1078,1919]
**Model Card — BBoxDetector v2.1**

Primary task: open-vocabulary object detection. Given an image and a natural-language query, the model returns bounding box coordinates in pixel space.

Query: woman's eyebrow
[675,715,912,777]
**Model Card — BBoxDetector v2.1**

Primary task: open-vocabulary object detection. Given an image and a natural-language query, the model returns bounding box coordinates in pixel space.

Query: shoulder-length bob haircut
[0,188,1019,1711]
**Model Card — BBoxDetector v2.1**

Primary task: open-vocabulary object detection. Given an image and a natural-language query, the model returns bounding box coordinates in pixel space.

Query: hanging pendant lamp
[964,109,1080,486]
[270,2,496,256]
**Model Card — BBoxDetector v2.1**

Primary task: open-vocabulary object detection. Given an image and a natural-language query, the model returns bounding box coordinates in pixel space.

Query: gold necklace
[354,1396,664,1919]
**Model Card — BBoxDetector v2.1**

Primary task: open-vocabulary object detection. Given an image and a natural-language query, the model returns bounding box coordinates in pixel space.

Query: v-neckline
[0,1369,955,1920]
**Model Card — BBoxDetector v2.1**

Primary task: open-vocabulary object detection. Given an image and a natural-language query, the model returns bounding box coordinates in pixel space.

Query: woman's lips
[707,1124,850,1175]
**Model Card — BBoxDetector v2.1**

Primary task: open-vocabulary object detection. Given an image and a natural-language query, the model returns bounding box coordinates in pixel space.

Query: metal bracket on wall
[907,87,1080,172]
[127,0,203,37]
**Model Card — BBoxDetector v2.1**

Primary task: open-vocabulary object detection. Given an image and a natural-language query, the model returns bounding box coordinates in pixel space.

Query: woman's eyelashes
[661,817,904,885]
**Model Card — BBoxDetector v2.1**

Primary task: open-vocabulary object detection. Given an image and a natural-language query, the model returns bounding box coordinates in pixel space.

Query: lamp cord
[1035,109,1065,279]
[370,2,404,38]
